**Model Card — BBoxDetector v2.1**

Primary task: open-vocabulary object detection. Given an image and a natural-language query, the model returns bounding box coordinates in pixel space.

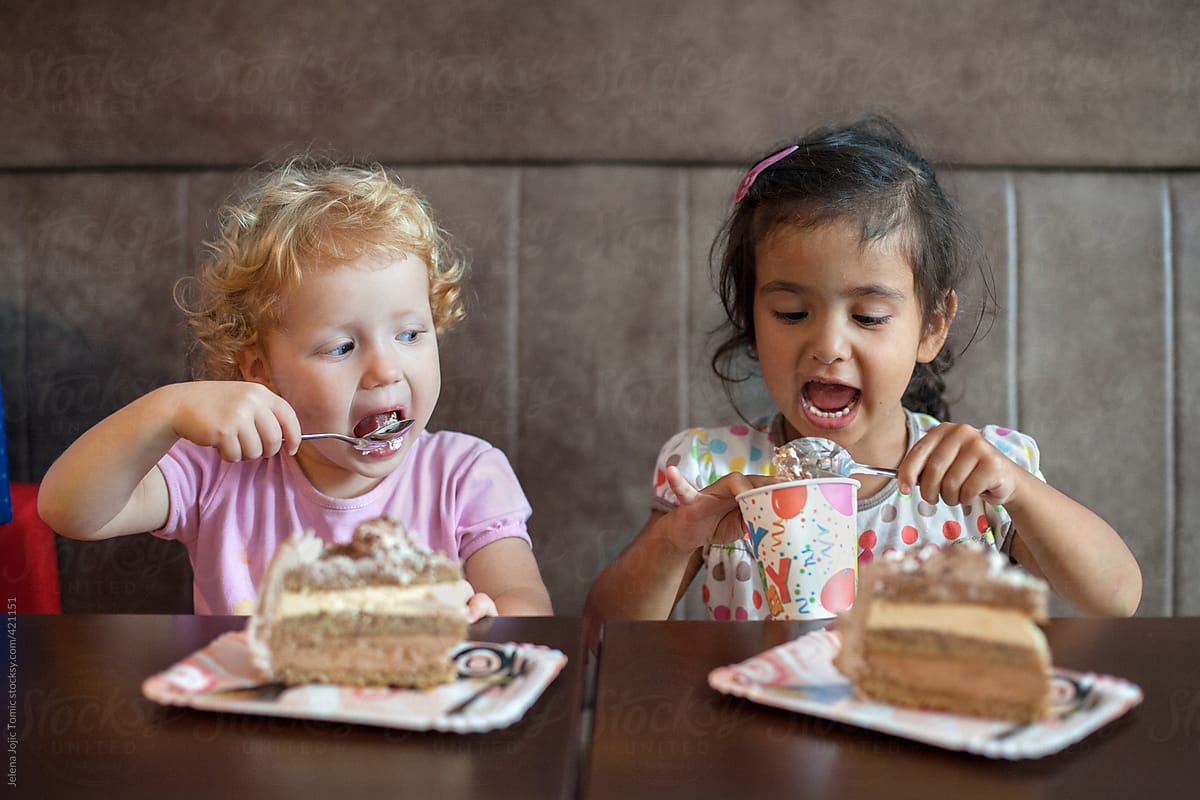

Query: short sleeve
[981,424,1044,480]
[651,428,727,512]
[451,445,533,561]
[155,440,213,544]
[650,421,775,513]
[978,425,1046,554]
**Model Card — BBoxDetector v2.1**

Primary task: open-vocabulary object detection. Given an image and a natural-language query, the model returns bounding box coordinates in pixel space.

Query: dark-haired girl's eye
[773,311,808,323]
[855,314,891,326]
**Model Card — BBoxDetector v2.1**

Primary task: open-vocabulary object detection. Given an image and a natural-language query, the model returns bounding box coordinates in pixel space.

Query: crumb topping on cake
[281,517,462,590]
[864,541,1048,618]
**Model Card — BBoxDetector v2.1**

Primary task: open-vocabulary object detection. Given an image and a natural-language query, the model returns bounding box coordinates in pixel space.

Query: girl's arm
[584,468,770,629]
[584,509,706,624]
[1000,470,1141,617]
[900,423,1142,617]
[462,537,553,616]
[39,381,299,540]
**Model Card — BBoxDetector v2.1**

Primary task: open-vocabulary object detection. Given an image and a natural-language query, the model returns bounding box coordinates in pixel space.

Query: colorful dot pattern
[653,412,1045,621]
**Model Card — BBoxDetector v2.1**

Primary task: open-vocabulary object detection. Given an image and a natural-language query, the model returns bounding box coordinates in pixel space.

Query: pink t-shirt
[154,430,533,615]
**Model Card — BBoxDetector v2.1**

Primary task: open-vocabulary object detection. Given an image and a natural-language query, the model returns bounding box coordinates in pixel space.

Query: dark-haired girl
[587,117,1140,624]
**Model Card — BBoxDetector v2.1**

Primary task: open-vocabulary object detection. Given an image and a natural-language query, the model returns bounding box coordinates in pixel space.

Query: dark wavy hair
[711,115,994,421]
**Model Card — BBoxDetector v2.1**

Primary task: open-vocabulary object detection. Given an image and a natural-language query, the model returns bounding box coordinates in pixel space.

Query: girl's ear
[237,346,273,389]
[916,290,958,364]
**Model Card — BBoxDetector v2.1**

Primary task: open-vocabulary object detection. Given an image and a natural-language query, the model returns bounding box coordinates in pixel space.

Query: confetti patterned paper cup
[736,478,859,620]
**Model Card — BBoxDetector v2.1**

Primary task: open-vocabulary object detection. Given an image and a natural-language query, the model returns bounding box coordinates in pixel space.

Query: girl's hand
[466,592,499,622]
[898,422,1023,507]
[166,381,301,462]
[662,466,774,551]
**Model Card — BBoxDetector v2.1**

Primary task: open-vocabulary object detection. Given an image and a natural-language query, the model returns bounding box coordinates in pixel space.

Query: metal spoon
[776,436,898,479]
[300,417,415,453]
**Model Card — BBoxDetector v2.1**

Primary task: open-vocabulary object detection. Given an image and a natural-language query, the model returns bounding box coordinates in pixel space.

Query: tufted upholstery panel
[1,1,1197,616]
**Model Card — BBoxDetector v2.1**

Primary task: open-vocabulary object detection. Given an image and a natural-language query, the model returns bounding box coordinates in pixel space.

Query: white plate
[143,631,567,734]
[708,629,1142,759]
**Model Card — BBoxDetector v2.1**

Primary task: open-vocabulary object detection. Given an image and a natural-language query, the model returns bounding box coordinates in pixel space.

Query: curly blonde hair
[178,158,467,380]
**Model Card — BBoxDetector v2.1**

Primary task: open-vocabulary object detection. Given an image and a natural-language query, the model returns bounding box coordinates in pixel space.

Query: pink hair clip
[733,144,798,203]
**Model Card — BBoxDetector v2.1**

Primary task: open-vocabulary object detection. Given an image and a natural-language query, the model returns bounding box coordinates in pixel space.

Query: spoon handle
[849,464,898,478]
[298,419,414,449]
[298,433,399,453]
[299,432,359,445]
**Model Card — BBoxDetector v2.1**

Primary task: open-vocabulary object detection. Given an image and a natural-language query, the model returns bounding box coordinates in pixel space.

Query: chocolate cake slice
[834,541,1051,722]
[247,518,470,688]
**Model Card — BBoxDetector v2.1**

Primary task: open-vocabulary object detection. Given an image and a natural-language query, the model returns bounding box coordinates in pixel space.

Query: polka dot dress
[651,412,1045,621]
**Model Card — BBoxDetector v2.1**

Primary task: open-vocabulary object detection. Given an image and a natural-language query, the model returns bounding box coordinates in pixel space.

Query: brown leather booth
[1,1,1196,617]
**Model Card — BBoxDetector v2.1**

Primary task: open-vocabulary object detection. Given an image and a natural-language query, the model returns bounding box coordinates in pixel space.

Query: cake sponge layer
[269,631,460,688]
[852,674,1048,723]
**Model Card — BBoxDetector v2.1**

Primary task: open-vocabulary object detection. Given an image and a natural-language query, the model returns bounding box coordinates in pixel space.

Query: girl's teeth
[803,395,852,418]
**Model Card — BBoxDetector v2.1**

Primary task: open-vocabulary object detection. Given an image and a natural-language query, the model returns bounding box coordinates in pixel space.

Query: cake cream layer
[863,629,1049,671]
[865,600,1050,657]
[277,580,473,618]
[274,612,466,637]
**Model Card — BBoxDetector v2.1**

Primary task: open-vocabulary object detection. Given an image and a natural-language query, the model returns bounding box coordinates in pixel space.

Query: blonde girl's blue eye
[397,329,421,343]
[326,341,354,356]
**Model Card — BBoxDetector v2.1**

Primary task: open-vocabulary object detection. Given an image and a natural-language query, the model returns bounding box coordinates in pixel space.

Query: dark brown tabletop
[10,614,586,800]
[585,617,1200,799]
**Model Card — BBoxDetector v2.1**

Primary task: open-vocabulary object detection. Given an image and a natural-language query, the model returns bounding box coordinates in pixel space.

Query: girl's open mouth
[352,410,406,455]
[352,411,402,439]
[802,382,860,420]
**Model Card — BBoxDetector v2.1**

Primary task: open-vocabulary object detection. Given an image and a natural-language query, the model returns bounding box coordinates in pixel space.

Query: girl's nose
[361,346,403,388]
[809,320,850,365]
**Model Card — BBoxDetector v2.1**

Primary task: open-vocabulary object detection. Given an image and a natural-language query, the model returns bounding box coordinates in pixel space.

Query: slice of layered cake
[833,541,1051,722]
[247,517,471,688]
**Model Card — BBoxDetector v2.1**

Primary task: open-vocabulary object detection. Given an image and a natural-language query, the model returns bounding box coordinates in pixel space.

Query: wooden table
[585,617,1200,799]
[9,614,587,800]
[13,614,1199,799]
